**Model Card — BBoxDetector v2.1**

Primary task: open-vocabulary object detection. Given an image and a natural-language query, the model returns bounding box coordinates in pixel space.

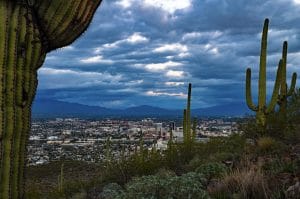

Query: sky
[36,0,300,109]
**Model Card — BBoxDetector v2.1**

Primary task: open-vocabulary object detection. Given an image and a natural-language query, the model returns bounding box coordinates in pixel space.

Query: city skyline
[37,0,300,109]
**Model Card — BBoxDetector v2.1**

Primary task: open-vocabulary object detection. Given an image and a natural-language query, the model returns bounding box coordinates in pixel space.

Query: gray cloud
[37,0,300,109]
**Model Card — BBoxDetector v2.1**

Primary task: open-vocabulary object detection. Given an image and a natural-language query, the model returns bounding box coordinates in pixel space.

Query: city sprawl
[28,118,240,165]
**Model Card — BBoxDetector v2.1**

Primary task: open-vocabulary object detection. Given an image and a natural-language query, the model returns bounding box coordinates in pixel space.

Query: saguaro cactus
[58,163,64,193]
[278,41,297,119]
[183,83,193,143]
[245,18,283,128]
[0,1,102,198]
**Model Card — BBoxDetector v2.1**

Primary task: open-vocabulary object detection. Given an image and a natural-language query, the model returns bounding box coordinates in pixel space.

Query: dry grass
[257,137,278,153]
[210,167,271,199]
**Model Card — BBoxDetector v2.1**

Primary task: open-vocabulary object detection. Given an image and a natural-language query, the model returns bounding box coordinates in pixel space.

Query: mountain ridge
[32,99,251,118]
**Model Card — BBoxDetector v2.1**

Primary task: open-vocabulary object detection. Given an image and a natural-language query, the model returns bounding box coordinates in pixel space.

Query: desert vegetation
[0,1,299,198]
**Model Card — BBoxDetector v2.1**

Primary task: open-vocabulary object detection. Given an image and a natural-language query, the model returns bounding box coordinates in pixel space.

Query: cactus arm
[258,18,269,110]
[266,60,283,114]
[246,68,258,111]
[33,0,102,52]
[280,41,287,98]
[287,72,297,96]
[277,41,297,118]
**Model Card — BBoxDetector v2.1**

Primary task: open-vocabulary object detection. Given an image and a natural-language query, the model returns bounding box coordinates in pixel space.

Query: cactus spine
[245,18,283,128]
[278,41,297,119]
[0,1,102,198]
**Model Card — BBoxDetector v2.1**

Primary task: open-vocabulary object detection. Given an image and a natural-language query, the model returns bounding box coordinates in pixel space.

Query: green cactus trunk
[186,83,192,142]
[245,19,283,129]
[58,163,64,193]
[0,1,102,198]
[278,41,297,121]
[192,117,197,142]
[0,3,45,198]
[183,83,192,144]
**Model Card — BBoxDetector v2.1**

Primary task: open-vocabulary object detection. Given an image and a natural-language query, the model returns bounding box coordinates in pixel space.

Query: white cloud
[154,43,188,53]
[144,0,191,14]
[116,0,191,14]
[153,43,190,58]
[60,45,75,51]
[165,70,184,78]
[144,61,183,71]
[126,33,149,44]
[115,0,134,8]
[80,55,114,64]
[145,90,186,98]
[202,43,219,55]
[99,32,149,50]
[38,68,123,89]
[165,82,184,86]
[182,31,223,41]
[293,0,300,4]
[197,79,238,86]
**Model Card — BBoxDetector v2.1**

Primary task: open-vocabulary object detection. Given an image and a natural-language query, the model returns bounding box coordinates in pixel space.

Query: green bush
[196,163,228,180]
[262,158,299,175]
[256,137,286,155]
[100,183,124,199]
[109,171,209,199]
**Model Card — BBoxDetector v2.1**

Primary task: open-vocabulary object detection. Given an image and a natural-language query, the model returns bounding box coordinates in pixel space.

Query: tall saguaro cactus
[183,83,195,143]
[245,19,283,128]
[278,41,297,119]
[0,1,102,198]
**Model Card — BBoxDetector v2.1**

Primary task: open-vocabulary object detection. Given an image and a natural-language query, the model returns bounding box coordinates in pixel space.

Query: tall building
[169,121,176,131]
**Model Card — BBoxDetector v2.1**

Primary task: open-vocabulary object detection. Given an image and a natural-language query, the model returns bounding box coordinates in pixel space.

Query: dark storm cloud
[37,0,300,109]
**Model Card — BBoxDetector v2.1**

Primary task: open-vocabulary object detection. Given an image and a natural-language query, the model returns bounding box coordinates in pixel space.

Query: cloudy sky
[36,0,300,109]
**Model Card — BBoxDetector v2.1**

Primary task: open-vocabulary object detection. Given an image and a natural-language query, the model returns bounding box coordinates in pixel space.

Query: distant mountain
[32,99,251,118]
[32,99,114,118]
[124,105,177,116]
[193,102,251,116]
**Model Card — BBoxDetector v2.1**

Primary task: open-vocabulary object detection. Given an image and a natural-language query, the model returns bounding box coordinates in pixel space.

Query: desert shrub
[186,156,205,171]
[165,172,208,199]
[211,168,271,199]
[196,163,228,180]
[257,137,280,154]
[210,152,239,163]
[71,191,87,199]
[262,158,299,175]
[24,188,43,199]
[117,171,209,199]
[104,148,166,185]
[99,183,124,199]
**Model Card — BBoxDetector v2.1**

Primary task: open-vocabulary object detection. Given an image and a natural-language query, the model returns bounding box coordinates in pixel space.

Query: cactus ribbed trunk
[257,19,268,127]
[0,0,102,198]
[183,109,187,142]
[245,19,283,129]
[278,41,297,121]
[280,41,288,118]
[0,3,45,199]
[186,83,192,142]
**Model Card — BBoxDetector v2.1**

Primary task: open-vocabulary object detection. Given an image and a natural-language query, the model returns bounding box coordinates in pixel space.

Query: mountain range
[32,99,251,118]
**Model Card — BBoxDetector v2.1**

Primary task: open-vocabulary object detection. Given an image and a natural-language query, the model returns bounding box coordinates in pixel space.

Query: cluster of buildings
[27,117,239,165]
